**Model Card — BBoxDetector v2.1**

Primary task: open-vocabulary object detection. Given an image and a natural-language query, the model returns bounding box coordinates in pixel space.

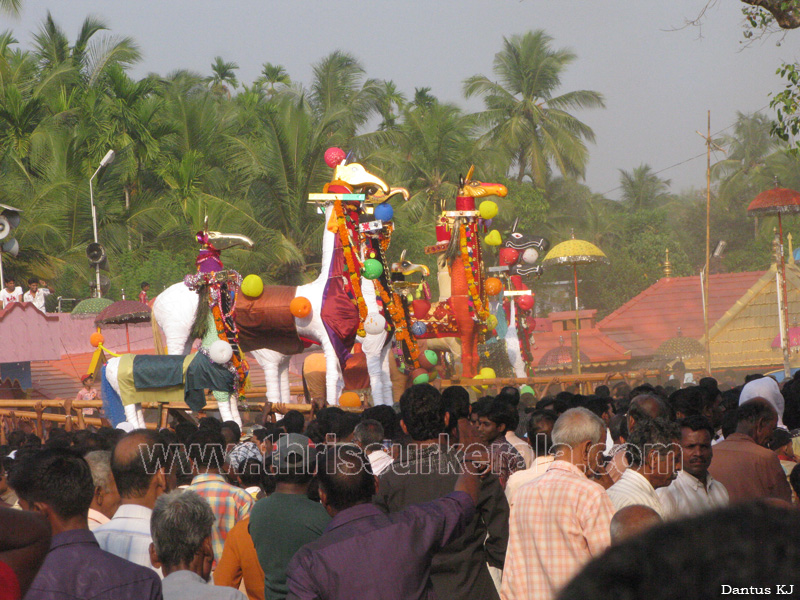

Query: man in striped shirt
[187,428,254,563]
[500,408,615,600]
[607,418,681,518]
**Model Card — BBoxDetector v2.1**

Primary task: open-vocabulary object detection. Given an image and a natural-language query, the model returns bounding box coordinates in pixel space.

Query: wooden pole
[704,110,712,376]
[573,264,581,377]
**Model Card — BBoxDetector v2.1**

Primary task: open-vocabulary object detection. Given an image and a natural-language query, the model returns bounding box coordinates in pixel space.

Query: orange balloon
[90,332,105,348]
[290,296,312,318]
[485,277,503,296]
[339,391,361,408]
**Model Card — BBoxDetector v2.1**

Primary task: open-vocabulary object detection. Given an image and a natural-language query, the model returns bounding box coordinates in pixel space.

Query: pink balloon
[325,147,346,168]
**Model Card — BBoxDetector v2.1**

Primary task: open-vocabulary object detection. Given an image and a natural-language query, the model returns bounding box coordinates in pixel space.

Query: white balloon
[208,339,234,364]
[363,312,386,335]
[522,248,540,264]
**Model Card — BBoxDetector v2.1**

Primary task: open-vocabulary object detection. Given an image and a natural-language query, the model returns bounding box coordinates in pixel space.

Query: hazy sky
[3,0,798,198]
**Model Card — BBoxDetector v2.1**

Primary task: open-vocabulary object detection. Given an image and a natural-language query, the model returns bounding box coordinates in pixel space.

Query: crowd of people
[0,278,51,311]
[2,371,800,599]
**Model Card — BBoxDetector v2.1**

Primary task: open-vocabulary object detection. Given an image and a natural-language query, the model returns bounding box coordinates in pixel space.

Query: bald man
[608,394,672,482]
[610,505,663,545]
[93,430,172,575]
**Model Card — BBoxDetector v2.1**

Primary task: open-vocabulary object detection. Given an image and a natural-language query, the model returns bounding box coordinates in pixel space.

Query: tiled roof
[531,327,631,370]
[598,271,765,357]
[686,264,800,370]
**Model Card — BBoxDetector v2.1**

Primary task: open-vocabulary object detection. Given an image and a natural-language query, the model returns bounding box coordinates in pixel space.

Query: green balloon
[413,373,430,385]
[424,350,439,366]
[361,258,384,280]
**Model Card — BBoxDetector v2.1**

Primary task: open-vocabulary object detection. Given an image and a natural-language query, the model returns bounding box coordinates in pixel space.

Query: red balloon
[499,247,519,266]
[324,147,346,168]
[516,294,535,311]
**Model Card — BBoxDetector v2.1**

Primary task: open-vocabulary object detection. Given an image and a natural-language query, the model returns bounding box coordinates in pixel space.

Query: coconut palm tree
[464,30,604,188]
[618,164,672,211]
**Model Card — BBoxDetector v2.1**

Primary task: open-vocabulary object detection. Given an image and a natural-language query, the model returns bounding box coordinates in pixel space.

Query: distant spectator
[286,445,479,600]
[275,410,305,435]
[75,374,98,418]
[361,405,401,442]
[505,409,558,508]
[139,282,150,305]
[10,448,162,600]
[0,278,21,309]
[353,419,393,476]
[220,421,242,448]
[609,505,662,545]
[739,377,786,428]
[656,416,728,519]
[149,490,245,600]
[22,278,51,313]
[187,428,254,564]
[474,399,525,487]
[607,418,681,518]
[84,450,121,530]
[248,433,329,600]
[709,398,791,504]
[94,429,170,574]
[669,360,693,386]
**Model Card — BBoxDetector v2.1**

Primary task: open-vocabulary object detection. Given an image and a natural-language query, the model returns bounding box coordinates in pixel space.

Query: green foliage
[115,248,193,299]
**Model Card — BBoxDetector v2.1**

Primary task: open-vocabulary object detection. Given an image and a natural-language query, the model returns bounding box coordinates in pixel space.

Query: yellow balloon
[484,230,502,246]
[479,367,496,379]
[241,274,264,298]
[479,200,498,220]
[486,314,498,330]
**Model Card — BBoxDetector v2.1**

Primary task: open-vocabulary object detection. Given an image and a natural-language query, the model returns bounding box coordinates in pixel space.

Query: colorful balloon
[424,350,439,366]
[410,321,427,336]
[208,339,234,364]
[363,312,386,335]
[484,230,502,246]
[339,391,360,407]
[517,294,535,311]
[520,384,535,397]
[478,200,498,220]
[324,147,346,168]
[290,296,312,318]
[374,202,394,221]
[241,274,264,298]
[485,314,498,331]
[478,367,496,379]
[485,277,503,296]
[499,247,519,266]
[410,368,429,385]
[90,332,105,348]
[361,258,384,280]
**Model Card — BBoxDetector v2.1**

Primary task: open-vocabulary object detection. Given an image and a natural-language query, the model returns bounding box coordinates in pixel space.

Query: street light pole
[89,150,115,298]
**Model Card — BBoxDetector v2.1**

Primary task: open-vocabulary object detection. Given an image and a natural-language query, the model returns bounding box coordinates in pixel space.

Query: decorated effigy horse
[485,220,549,377]
[153,154,409,407]
[392,167,507,378]
[102,227,253,428]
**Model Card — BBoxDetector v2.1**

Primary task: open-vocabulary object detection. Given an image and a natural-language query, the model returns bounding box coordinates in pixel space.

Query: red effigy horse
[393,167,507,378]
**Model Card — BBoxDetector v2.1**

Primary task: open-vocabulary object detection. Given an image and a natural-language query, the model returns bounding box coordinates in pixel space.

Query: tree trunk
[124,186,132,251]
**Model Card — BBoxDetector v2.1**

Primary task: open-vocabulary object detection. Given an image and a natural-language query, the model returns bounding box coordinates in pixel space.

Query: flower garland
[515,301,535,377]
[335,200,368,337]
[374,278,421,372]
[458,221,489,325]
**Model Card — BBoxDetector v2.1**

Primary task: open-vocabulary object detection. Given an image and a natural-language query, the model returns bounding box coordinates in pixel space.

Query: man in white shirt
[353,419,394,476]
[657,415,728,518]
[0,277,22,308]
[22,278,51,312]
[94,430,170,576]
[84,450,121,531]
[607,418,681,518]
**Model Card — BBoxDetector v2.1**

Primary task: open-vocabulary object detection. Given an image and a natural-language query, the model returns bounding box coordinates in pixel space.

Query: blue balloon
[374,202,394,222]
[410,321,427,336]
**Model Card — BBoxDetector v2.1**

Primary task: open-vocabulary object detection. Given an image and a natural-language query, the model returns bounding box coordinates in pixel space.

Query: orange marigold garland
[334,199,368,336]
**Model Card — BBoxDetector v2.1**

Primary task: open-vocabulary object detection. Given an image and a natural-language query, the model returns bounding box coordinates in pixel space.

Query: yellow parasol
[543,232,608,375]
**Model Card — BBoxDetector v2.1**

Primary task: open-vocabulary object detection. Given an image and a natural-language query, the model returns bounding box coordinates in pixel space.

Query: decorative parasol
[94,300,152,352]
[747,184,800,378]
[656,328,705,361]
[538,336,590,370]
[771,325,800,350]
[70,297,113,318]
[543,232,608,375]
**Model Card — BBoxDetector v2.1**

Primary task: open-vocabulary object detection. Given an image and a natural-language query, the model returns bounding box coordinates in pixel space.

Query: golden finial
[663,248,672,279]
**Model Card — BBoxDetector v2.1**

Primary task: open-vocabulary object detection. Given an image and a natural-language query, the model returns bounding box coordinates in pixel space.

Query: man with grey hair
[607,418,681,518]
[84,450,121,530]
[353,419,393,476]
[500,407,615,600]
[609,505,662,545]
[149,490,245,600]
